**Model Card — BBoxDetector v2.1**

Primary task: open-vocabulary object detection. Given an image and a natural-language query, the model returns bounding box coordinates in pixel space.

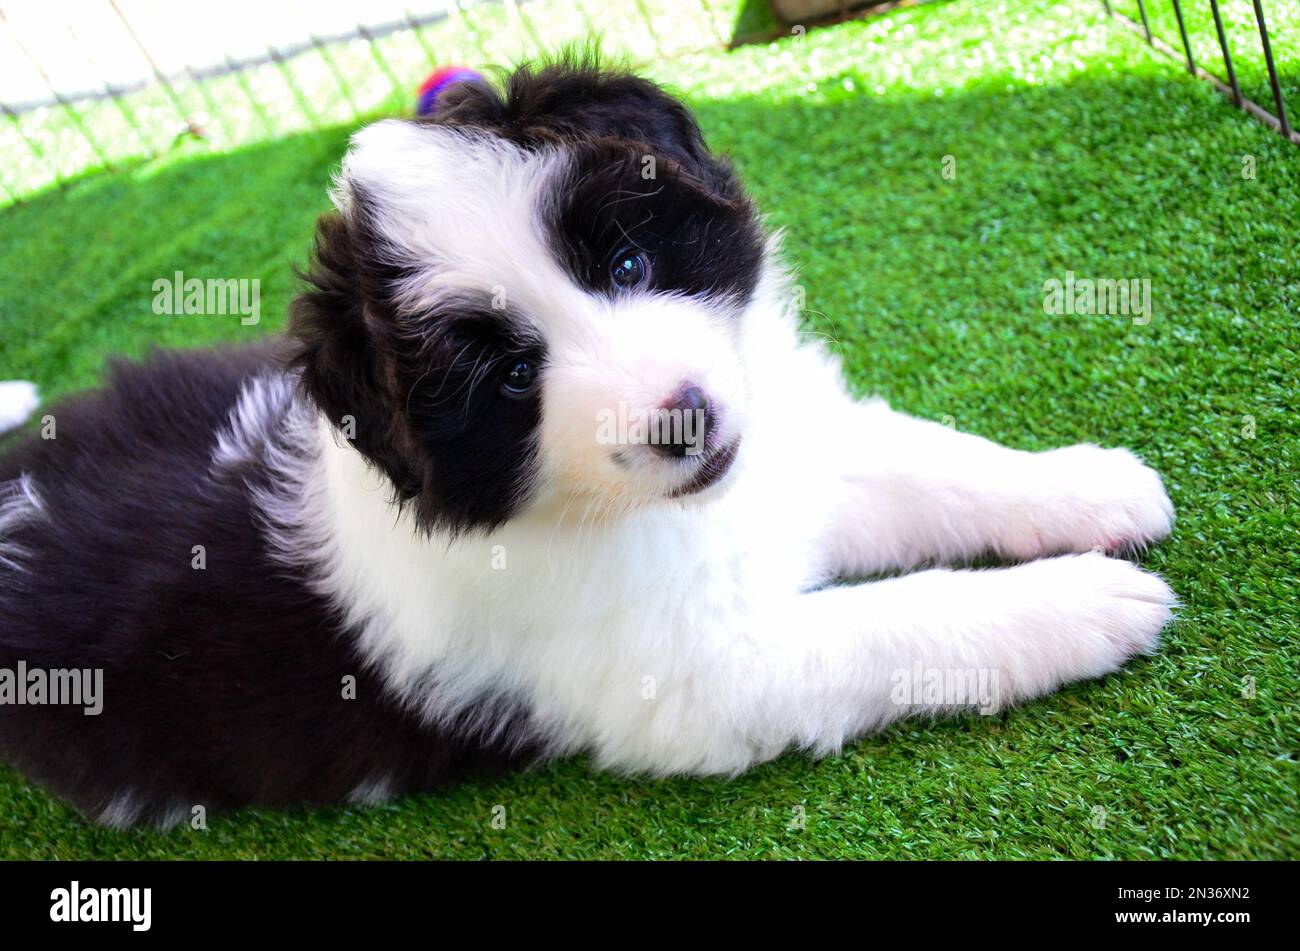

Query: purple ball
[417,67,484,116]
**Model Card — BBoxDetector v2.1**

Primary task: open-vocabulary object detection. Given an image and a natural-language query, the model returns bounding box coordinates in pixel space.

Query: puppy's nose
[652,382,710,458]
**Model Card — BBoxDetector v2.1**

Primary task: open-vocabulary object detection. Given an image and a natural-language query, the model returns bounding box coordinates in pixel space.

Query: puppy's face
[291,62,767,533]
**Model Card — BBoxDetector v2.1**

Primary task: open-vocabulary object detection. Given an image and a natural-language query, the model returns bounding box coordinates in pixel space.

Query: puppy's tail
[0,381,39,434]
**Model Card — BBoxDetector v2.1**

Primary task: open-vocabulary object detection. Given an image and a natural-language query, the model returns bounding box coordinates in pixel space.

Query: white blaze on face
[538,292,747,505]
[337,119,576,324]
[338,119,752,513]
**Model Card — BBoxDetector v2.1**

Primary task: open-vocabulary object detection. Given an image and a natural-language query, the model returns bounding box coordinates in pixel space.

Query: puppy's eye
[502,358,537,395]
[609,248,652,290]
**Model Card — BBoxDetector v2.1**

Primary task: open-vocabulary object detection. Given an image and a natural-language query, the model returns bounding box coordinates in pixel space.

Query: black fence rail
[1100,0,1297,144]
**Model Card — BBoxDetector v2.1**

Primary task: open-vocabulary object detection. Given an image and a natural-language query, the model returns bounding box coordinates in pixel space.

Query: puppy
[0,59,1174,827]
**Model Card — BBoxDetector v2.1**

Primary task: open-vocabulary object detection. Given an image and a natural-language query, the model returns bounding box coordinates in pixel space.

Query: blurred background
[0,0,1295,205]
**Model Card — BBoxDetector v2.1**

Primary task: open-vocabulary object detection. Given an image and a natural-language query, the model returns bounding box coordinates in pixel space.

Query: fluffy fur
[0,59,1175,826]
[0,381,38,434]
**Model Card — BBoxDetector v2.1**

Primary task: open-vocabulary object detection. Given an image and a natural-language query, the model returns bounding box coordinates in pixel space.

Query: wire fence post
[0,7,115,171]
[1,100,65,189]
[107,0,202,139]
[356,22,409,107]
[571,0,600,40]
[697,0,730,48]
[505,0,547,58]
[311,32,363,121]
[404,10,441,72]
[1207,0,1242,108]
[631,0,665,53]
[1169,0,1195,75]
[180,61,234,143]
[451,0,492,66]
[0,172,20,205]
[62,18,155,158]
[1134,0,1153,45]
[1251,0,1291,139]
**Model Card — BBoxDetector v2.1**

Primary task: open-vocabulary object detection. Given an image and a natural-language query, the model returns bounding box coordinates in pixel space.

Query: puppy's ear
[288,211,422,499]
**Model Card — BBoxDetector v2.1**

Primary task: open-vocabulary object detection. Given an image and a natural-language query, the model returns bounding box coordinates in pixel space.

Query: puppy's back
[0,344,533,826]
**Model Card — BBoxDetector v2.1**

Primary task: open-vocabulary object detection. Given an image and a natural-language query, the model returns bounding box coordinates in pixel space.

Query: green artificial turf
[0,0,1296,859]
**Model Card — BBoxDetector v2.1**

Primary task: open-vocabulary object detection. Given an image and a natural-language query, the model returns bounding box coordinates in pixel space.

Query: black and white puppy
[0,60,1175,827]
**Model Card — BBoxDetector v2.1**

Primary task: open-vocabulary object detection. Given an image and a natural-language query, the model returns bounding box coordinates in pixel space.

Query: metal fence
[0,0,745,206]
[1101,1,1297,144]
[0,0,1294,208]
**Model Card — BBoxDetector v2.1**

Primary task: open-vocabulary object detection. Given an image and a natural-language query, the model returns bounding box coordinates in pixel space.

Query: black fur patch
[548,139,765,303]
[290,190,545,535]
[432,54,764,304]
[0,347,537,825]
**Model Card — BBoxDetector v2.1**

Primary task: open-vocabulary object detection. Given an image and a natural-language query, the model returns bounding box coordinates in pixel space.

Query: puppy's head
[290,57,768,533]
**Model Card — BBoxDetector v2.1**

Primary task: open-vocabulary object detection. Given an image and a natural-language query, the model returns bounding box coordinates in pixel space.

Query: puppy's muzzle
[651,381,711,459]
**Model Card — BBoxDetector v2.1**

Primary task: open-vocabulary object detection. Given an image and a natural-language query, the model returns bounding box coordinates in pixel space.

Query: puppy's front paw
[1016,552,1175,682]
[1070,551,1173,661]
[1036,444,1174,555]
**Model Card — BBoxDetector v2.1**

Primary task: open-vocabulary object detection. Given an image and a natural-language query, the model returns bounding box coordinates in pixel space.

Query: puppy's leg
[823,400,1174,576]
[758,553,1174,755]
[605,553,1173,776]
